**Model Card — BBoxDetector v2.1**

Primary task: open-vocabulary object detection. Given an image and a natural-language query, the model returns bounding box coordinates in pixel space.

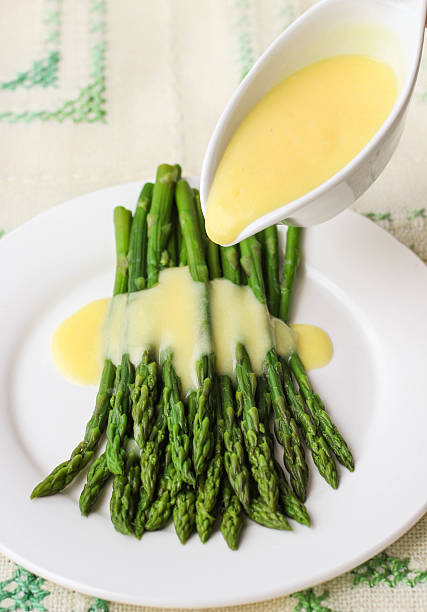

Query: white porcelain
[1,181,427,607]
[200,0,427,244]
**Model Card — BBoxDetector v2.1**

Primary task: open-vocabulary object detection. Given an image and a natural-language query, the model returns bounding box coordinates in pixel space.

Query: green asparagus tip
[156,163,181,184]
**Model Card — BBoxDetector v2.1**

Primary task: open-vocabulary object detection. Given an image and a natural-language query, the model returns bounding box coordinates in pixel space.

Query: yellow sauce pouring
[205,54,398,245]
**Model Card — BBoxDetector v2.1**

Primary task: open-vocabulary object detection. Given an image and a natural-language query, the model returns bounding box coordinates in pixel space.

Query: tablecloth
[1,1,426,610]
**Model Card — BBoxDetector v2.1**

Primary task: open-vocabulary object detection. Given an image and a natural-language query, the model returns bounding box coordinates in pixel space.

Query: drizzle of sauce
[291,323,333,370]
[205,54,398,244]
[51,271,333,390]
[50,297,109,386]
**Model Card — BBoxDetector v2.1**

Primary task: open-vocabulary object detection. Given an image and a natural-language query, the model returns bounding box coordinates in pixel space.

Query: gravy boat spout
[200,0,427,245]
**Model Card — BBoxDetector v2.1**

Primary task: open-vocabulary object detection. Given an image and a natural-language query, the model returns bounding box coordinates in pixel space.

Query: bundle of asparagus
[31,163,353,551]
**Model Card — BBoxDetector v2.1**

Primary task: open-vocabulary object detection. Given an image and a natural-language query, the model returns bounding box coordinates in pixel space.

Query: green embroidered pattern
[363,211,393,222]
[0,567,49,611]
[408,207,426,219]
[0,0,106,124]
[233,0,256,80]
[87,597,109,611]
[0,230,5,239]
[0,51,60,91]
[0,0,62,91]
[352,552,427,588]
[292,588,338,612]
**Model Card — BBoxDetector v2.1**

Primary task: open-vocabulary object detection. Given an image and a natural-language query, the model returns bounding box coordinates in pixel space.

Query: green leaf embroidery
[363,212,393,222]
[87,597,109,611]
[292,588,338,612]
[0,52,60,91]
[0,0,106,123]
[0,566,49,611]
[352,551,427,587]
[408,208,426,219]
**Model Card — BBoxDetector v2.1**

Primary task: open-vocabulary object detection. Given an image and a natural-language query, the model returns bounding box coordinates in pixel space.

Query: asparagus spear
[144,165,195,483]
[194,189,222,279]
[258,225,339,489]
[281,227,354,471]
[106,353,135,475]
[218,240,279,509]
[288,353,354,471]
[79,452,110,516]
[246,498,291,530]
[145,444,182,531]
[128,182,153,292]
[280,226,301,324]
[139,387,168,501]
[131,349,158,449]
[80,191,157,512]
[31,206,132,498]
[220,374,251,508]
[133,488,150,539]
[257,227,281,317]
[241,235,309,501]
[257,377,310,526]
[220,245,241,285]
[236,343,279,511]
[173,485,196,544]
[175,179,216,476]
[110,442,141,535]
[195,400,224,543]
[163,350,195,487]
[281,359,338,488]
[220,477,244,550]
[146,164,181,288]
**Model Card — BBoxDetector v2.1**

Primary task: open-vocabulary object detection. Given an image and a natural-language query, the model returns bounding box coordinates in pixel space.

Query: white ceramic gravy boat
[200,0,427,245]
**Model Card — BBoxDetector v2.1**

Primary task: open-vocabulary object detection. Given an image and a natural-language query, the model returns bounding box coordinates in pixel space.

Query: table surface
[1,1,426,611]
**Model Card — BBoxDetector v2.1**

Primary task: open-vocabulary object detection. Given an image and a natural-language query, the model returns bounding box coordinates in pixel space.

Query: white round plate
[0,180,427,608]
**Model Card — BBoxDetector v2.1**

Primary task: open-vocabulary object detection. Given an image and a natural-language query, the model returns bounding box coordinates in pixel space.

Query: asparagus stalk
[288,354,354,471]
[281,359,338,488]
[194,189,222,279]
[220,245,241,285]
[257,227,281,317]
[218,240,279,509]
[145,444,182,531]
[258,225,339,489]
[106,353,135,474]
[128,182,153,292]
[246,498,291,530]
[220,477,244,550]
[144,165,195,484]
[195,400,224,543]
[241,235,309,501]
[280,226,301,323]
[173,485,196,544]
[133,488,150,539]
[139,387,168,501]
[79,452,110,516]
[163,351,195,487]
[131,349,158,449]
[281,227,354,471]
[110,442,141,535]
[257,377,310,526]
[220,375,251,508]
[175,179,216,476]
[236,343,279,510]
[146,164,181,288]
[31,206,132,498]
